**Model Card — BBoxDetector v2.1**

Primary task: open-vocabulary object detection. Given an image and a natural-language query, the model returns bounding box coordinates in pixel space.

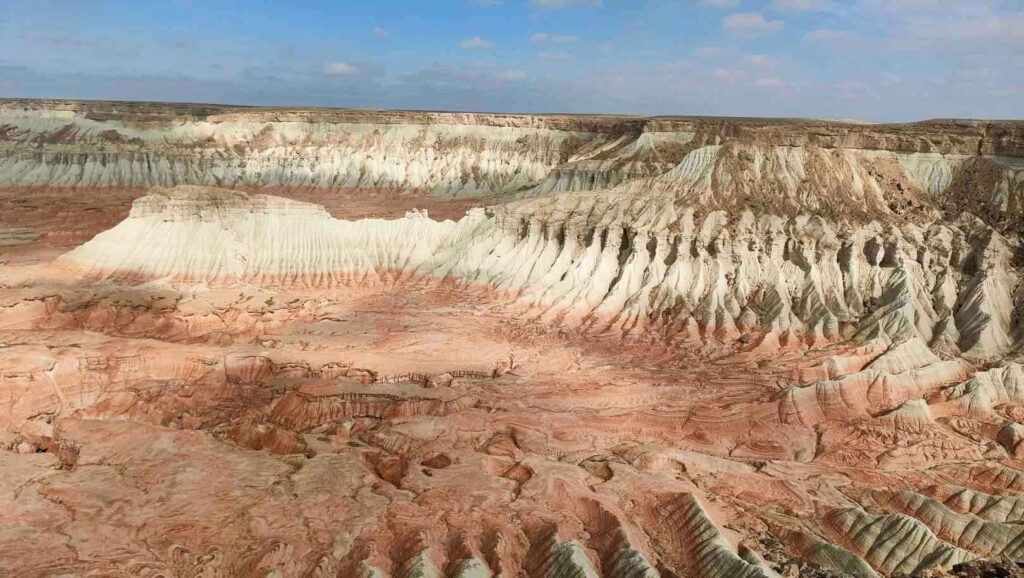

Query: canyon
[0,98,1023,577]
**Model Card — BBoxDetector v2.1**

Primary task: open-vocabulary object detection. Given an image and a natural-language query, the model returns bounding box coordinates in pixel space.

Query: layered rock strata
[2,100,1023,230]
[2,101,1024,578]
[62,186,1023,362]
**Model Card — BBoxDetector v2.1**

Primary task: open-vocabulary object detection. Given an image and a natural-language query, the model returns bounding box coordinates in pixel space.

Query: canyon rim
[0,98,1023,578]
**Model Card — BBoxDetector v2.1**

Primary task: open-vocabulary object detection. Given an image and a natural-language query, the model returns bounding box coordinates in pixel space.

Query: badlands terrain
[0,98,1023,578]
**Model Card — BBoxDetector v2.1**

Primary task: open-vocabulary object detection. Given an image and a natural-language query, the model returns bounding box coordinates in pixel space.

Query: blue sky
[1,0,1022,121]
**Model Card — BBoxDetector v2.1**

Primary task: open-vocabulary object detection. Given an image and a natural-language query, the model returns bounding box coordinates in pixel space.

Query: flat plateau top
[2,97,1021,133]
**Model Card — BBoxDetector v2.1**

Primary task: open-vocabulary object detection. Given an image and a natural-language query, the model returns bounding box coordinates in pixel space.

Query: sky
[1,0,1022,121]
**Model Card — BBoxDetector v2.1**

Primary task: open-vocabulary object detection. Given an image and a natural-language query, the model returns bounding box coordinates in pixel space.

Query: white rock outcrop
[62,186,1023,363]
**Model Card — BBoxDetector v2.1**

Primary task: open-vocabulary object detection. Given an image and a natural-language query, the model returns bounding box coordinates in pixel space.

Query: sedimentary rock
[1,99,1023,577]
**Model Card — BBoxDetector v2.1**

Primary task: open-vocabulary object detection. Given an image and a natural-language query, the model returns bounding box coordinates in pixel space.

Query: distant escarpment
[1,99,1022,232]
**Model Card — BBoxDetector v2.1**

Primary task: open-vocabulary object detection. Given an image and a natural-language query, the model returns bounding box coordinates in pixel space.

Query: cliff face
[62,185,1022,364]
[2,99,1022,228]
[1,100,1024,578]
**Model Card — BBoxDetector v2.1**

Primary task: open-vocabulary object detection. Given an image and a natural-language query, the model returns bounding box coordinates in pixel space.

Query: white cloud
[693,46,728,58]
[538,51,572,61]
[904,13,1024,45]
[753,77,789,90]
[835,80,876,100]
[324,62,361,76]
[712,68,747,84]
[372,26,390,38]
[770,0,835,12]
[743,54,775,67]
[699,0,740,7]
[497,69,528,81]
[957,67,998,81]
[662,60,693,72]
[881,73,901,86]
[530,0,601,9]
[859,0,1024,49]
[859,0,985,18]
[529,32,579,44]
[17,32,88,47]
[804,28,864,45]
[989,86,1024,97]
[723,12,784,38]
[459,36,494,49]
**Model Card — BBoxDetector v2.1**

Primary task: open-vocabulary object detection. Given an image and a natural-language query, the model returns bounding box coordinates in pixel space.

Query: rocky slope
[1,99,1024,577]
[61,185,1023,363]
[2,99,1022,228]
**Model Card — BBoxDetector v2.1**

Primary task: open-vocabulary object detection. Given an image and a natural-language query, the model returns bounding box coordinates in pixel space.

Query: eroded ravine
[1,100,1023,578]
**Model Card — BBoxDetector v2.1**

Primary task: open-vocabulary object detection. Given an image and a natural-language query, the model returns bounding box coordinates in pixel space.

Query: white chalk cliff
[63,185,1022,362]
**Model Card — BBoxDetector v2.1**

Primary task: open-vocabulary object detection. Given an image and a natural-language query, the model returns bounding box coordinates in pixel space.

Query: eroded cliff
[1,100,1023,578]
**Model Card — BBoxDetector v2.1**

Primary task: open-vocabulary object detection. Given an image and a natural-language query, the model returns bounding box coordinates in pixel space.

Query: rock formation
[0,99,1023,577]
